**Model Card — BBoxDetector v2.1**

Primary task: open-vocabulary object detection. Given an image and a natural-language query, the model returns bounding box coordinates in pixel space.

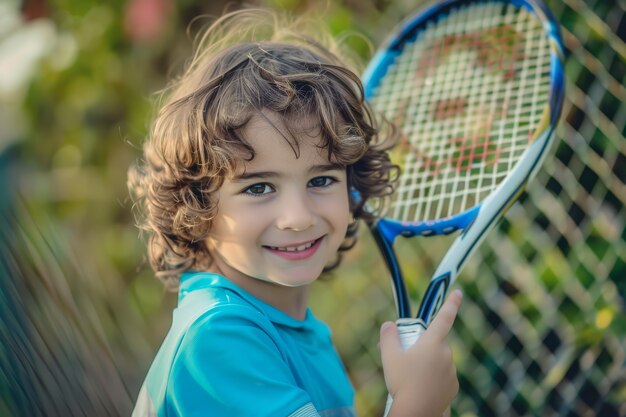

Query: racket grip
[383,318,427,417]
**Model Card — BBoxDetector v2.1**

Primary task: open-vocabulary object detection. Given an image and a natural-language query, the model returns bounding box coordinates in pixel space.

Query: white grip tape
[383,319,427,416]
[396,318,427,349]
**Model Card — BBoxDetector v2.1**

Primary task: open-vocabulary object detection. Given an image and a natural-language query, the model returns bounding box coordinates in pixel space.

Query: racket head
[365,0,565,318]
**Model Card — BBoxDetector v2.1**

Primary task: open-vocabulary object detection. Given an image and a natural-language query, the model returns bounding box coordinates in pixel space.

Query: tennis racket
[361,0,565,413]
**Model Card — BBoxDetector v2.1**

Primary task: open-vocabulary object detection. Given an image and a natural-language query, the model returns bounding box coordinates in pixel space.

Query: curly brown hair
[128,9,398,291]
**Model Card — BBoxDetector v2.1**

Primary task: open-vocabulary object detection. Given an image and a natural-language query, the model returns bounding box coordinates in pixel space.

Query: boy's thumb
[379,321,402,364]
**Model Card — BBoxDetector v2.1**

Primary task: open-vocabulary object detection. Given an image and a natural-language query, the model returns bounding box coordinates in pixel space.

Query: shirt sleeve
[165,305,318,417]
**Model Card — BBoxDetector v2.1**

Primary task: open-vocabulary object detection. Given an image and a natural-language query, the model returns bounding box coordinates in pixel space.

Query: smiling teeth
[271,240,316,252]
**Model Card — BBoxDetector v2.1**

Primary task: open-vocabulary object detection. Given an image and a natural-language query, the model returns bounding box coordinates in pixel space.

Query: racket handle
[383,318,427,417]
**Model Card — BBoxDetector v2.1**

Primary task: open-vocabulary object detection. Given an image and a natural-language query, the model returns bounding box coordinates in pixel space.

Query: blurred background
[0,0,624,416]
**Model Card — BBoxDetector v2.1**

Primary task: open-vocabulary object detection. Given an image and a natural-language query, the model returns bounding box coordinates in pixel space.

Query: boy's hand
[379,290,463,417]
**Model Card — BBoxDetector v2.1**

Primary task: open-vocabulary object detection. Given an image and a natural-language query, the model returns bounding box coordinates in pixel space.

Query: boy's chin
[265,274,320,288]
[260,268,325,288]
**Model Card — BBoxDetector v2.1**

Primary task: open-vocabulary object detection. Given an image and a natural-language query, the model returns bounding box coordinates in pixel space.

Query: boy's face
[206,111,351,300]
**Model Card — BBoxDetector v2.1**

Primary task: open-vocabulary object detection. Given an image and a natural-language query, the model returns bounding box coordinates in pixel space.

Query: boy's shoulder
[144,272,284,385]
[135,273,296,416]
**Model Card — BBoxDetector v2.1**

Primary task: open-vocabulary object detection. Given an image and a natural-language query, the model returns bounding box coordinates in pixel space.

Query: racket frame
[364,0,566,323]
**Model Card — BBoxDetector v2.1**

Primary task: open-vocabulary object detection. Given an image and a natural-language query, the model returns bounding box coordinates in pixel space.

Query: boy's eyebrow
[232,171,276,181]
[310,163,345,173]
[233,163,344,181]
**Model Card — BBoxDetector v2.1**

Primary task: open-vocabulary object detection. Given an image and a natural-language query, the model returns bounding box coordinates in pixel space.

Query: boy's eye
[244,183,274,196]
[308,176,336,188]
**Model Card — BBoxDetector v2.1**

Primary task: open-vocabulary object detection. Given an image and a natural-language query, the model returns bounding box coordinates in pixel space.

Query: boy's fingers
[426,290,463,340]
[379,321,402,367]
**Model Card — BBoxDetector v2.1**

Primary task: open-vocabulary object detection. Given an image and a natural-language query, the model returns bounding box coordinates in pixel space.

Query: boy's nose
[276,192,316,232]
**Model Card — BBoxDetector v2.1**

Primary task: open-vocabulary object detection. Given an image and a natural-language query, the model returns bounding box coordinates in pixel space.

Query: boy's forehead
[244,110,320,138]
[241,112,324,151]
[232,111,338,174]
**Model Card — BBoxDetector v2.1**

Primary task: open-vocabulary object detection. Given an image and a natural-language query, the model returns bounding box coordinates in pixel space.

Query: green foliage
[2,0,625,416]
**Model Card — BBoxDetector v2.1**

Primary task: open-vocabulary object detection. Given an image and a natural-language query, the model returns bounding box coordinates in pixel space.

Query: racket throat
[417,272,451,324]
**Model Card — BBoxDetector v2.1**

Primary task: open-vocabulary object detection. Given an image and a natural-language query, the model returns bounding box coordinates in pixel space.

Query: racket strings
[372,2,552,223]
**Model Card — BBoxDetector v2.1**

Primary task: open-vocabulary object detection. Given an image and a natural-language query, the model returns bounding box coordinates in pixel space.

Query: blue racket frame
[364,0,566,321]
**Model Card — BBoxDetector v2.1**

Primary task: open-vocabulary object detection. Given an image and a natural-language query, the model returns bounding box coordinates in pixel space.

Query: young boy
[129,9,462,417]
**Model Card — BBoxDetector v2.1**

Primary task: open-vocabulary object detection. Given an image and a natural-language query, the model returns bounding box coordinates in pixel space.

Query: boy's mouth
[263,237,323,260]
[266,239,318,252]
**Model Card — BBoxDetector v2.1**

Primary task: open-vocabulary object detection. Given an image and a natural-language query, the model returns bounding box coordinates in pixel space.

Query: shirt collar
[179,271,318,330]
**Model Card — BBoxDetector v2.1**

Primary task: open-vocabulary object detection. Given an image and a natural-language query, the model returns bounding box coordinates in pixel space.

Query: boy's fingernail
[381,321,394,332]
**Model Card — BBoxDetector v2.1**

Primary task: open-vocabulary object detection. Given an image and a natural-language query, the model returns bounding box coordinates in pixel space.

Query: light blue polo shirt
[132,272,355,417]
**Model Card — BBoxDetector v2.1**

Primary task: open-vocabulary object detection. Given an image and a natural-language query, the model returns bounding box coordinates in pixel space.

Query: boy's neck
[236,277,311,320]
